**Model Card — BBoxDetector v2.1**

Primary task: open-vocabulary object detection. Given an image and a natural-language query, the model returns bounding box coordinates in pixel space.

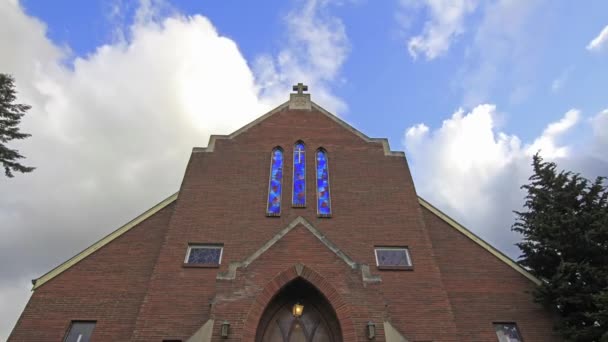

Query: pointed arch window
[316,148,331,217]
[292,141,306,207]
[266,147,284,216]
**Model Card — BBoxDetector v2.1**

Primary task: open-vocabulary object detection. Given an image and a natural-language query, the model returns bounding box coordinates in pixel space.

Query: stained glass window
[64,321,96,342]
[494,323,523,342]
[292,141,306,207]
[316,149,331,217]
[375,247,412,269]
[185,245,223,265]
[267,147,284,216]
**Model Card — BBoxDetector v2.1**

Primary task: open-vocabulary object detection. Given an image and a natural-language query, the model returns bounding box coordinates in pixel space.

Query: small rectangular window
[375,247,412,270]
[64,321,95,342]
[184,244,223,267]
[494,323,523,342]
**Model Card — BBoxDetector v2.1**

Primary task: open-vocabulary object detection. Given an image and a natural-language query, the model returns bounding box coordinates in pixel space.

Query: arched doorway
[255,278,343,342]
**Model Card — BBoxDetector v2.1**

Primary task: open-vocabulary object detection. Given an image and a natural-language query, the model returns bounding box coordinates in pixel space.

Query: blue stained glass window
[292,142,306,207]
[267,148,283,216]
[316,149,331,217]
[186,245,223,265]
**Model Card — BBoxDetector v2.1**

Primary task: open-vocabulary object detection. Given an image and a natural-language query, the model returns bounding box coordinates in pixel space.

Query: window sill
[182,263,220,268]
[377,265,414,271]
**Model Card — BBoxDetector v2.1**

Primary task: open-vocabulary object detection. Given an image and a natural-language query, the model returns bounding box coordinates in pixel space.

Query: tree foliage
[0,73,34,177]
[513,154,608,341]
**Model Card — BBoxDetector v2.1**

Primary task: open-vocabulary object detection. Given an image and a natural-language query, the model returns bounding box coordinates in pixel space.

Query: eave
[31,193,541,291]
[31,192,178,290]
[418,196,542,286]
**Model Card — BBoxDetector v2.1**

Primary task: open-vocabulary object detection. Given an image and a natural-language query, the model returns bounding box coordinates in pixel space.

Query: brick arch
[242,264,357,341]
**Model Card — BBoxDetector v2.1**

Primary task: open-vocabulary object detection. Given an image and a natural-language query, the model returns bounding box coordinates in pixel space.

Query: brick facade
[9,102,560,341]
[9,203,175,341]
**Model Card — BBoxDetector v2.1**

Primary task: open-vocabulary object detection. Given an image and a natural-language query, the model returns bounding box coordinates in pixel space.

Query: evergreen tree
[513,154,608,341]
[0,73,34,177]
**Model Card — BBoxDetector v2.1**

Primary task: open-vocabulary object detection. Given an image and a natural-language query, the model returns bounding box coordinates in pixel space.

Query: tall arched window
[316,148,331,217]
[292,141,306,207]
[266,147,284,216]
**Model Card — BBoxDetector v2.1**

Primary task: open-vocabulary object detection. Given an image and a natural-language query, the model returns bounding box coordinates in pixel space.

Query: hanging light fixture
[220,320,230,338]
[367,321,376,340]
[292,302,304,318]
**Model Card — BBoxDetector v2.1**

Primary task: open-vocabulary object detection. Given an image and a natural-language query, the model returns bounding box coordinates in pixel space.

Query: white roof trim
[418,197,542,286]
[31,193,178,290]
[31,192,540,291]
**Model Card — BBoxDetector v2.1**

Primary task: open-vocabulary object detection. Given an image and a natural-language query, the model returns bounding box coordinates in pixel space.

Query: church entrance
[255,278,343,342]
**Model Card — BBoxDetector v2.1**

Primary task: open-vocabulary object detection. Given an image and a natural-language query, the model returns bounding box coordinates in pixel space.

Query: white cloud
[404,105,606,259]
[550,67,572,93]
[586,24,608,52]
[0,0,349,338]
[458,0,546,105]
[401,0,478,60]
[527,109,579,158]
[254,0,350,113]
[399,0,548,105]
[590,109,608,162]
[591,109,608,142]
[405,123,429,142]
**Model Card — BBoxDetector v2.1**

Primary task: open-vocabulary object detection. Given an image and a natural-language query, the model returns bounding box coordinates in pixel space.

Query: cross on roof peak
[292,83,308,95]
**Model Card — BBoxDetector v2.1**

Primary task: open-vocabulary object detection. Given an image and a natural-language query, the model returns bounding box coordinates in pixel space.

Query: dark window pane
[376,248,411,267]
[494,323,522,342]
[292,142,306,207]
[267,148,283,216]
[316,150,331,216]
[187,247,222,265]
[64,321,95,342]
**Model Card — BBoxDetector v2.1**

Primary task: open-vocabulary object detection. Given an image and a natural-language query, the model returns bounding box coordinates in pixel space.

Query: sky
[1,0,607,338]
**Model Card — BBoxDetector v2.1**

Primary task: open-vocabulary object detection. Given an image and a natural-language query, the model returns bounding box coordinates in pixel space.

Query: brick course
[9,202,174,341]
[9,105,560,341]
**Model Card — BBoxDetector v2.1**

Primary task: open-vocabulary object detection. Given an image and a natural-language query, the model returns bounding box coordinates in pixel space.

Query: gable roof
[418,197,542,285]
[32,193,178,290]
[192,100,405,157]
[32,191,541,290]
[30,93,540,290]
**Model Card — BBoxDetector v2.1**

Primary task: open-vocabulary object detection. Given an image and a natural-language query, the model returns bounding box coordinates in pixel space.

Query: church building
[9,86,561,341]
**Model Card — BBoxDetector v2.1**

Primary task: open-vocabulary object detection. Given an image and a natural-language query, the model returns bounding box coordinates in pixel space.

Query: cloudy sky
[1,0,607,338]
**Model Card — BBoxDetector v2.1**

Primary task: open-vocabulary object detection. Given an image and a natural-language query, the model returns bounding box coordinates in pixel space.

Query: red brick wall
[131,107,461,341]
[10,105,561,341]
[422,205,561,341]
[8,202,175,341]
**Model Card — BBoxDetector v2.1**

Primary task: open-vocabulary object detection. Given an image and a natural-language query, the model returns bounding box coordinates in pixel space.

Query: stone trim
[30,193,538,293]
[185,319,214,342]
[215,216,380,284]
[289,93,312,110]
[191,100,405,157]
[383,321,409,342]
[241,264,358,341]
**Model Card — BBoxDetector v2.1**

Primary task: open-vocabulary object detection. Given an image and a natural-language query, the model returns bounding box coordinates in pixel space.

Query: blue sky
[1,0,608,338]
[19,0,608,142]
